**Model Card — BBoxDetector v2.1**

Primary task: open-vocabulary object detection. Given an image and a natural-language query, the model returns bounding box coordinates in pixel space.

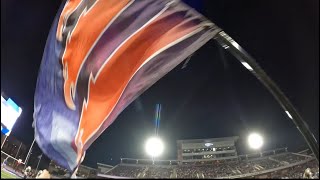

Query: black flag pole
[213,30,319,163]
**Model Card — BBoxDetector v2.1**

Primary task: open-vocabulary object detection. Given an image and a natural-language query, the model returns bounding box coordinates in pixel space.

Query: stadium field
[1,169,20,179]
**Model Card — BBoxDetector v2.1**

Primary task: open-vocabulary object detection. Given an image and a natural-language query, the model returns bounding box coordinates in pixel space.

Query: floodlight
[248,133,263,150]
[145,137,164,157]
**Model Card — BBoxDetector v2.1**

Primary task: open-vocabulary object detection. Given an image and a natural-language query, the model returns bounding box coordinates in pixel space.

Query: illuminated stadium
[94,136,319,179]
[2,136,319,179]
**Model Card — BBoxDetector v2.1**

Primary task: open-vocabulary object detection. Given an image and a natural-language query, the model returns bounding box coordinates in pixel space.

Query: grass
[1,169,20,179]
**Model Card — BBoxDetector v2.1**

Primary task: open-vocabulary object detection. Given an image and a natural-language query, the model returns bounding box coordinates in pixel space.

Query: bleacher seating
[103,152,319,179]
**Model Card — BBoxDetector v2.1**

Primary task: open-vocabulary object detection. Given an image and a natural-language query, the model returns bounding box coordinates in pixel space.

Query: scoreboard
[177,136,239,162]
[1,96,22,136]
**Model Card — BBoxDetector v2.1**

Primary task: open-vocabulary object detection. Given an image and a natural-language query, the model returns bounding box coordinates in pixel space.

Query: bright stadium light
[248,133,263,150]
[145,137,164,158]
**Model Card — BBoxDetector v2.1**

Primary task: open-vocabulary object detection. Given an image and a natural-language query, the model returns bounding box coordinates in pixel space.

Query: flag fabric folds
[34,0,220,171]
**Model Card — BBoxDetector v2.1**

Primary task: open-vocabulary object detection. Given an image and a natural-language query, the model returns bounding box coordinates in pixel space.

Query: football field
[1,169,20,179]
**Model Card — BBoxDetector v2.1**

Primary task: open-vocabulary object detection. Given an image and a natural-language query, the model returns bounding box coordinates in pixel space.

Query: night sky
[1,0,319,168]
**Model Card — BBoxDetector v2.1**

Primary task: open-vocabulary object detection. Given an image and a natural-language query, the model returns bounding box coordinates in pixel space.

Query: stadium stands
[4,147,316,179]
[272,153,308,164]
[101,152,319,179]
[107,165,146,178]
[145,166,173,178]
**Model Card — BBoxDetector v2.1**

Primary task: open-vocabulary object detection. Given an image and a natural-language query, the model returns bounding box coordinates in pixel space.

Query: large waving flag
[34,0,220,171]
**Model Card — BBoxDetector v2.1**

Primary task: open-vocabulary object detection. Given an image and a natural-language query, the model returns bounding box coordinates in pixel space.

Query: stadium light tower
[145,136,164,158]
[248,133,263,150]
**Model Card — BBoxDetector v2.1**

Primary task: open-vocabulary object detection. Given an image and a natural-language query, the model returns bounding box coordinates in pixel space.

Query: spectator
[24,166,32,179]
[36,169,51,179]
[14,159,23,172]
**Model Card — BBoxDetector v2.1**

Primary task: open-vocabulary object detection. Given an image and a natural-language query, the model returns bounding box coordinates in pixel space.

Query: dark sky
[1,0,319,168]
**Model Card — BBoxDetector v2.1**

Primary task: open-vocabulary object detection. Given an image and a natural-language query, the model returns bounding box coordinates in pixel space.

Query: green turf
[1,169,19,179]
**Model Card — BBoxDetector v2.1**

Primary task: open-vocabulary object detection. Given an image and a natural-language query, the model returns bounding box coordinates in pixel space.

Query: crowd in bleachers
[145,166,173,178]
[272,153,308,164]
[271,159,319,179]
[174,158,283,178]
[256,158,282,169]
[106,165,146,177]
[175,164,198,178]
[103,153,319,178]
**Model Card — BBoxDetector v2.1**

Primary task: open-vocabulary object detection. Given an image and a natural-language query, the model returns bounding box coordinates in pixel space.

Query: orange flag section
[76,11,203,149]
[56,0,82,41]
[62,0,131,110]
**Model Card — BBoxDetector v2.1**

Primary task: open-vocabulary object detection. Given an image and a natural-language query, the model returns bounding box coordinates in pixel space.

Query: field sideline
[1,169,20,179]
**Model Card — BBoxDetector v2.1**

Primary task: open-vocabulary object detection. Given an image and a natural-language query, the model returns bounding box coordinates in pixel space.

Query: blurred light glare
[248,133,263,150]
[145,137,164,158]
[241,62,253,71]
[285,111,293,119]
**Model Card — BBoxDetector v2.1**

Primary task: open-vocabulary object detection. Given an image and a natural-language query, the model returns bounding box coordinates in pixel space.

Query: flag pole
[1,135,8,149]
[35,154,43,172]
[213,30,319,163]
[14,142,22,159]
[24,139,36,170]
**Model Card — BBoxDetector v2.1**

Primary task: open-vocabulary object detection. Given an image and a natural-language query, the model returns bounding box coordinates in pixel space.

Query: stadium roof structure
[97,163,113,169]
[177,136,239,144]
